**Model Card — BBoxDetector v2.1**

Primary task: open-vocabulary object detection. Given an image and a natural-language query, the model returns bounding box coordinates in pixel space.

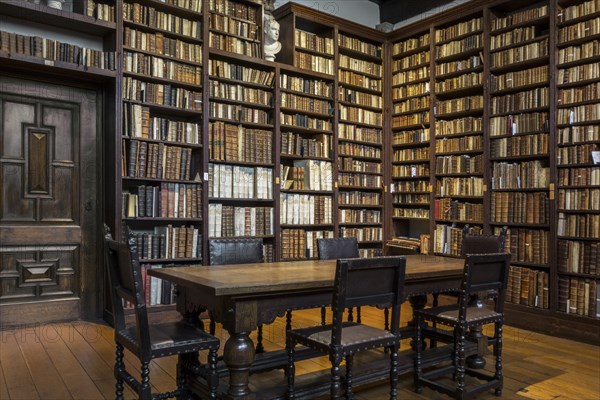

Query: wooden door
[0,76,100,326]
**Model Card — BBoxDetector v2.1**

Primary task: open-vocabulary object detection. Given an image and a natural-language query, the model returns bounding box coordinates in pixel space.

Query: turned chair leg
[115,343,125,400]
[208,348,219,400]
[256,325,265,353]
[140,360,151,400]
[330,352,342,400]
[390,345,399,400]
[494,321,504,396]
[345,355,354,399]
[321,306,327,325]
[414,315,423,394]
[286,338,296,399]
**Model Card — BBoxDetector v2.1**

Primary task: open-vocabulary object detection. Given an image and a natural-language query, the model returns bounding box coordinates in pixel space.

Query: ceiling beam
[369,0,453,24]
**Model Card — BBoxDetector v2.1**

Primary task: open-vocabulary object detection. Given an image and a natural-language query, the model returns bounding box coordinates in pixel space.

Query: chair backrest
[208,238,263,265]
[458,253,511,318]
[317,237,359,260]
[104,225,151,354]
[331,256,406,343]
[461,225,507,257]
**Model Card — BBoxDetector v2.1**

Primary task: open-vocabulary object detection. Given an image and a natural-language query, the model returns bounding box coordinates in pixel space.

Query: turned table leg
[223,331,256,400]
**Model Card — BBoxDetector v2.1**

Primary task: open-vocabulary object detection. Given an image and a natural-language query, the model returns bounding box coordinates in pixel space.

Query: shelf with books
[208,0,262,58]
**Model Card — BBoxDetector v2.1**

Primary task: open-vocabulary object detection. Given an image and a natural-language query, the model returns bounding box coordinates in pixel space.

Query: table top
[148,254,465,297]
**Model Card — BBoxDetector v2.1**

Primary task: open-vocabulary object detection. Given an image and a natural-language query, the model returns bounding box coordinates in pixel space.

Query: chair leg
[256,325,265,353]
[330,350,342,399]
[414,316,423,394]
[347,307,354,322]
[356,307,361,324]
[208,348,219,400]
[140,360,152,400]
[455,326,467,400]
[321,306,327,325]
[494,321,504,397]
[286,310,293,331]
[389,345,399,400]
[176,353,189,400]
[115,343,125,400]
[286,338,296,399]
[345,355,354,399]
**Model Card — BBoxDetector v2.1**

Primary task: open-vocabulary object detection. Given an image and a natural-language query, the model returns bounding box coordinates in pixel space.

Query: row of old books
[339,172,382,188]
[207,163,273,199]
[557,82,600,105]
[558,188,600,210]
[490,112,549,136]
[339,191,381,206]
[87,0,116,22]
[209,59,275,86]
[123,2,202,40]
[140,265,175,306]
[490,134,549,158]
[122,183,202,219]
[435,154,483,174]
[435,135,482,153]
[295,30,334,55]
[498,227,549,265]
[393,208,430,219]
[208,204,273,237]
[209,82,272,105]
[434,199,483,222]
[394,96,430,114]
[124,51,202,84]
[490,26,543,50]
[393,129,430,146]
[394,66,430,86]
[492,4,548,31]
[0,30,115,70]
[435,34,482,59]
[131,227,202,260]
[559,0,600,22]
[340,142,381,158]
[338,70,382,91]
[492,87,549,114]
[559,17,600,43]
[393,51,430,73]
[436,17,482,42]
[339,106,382,126]
[386,236,421,253]
[124,28,203,64]
[339,33,382,58]
[393,32,429,54]
[436,177,484,197]
[339,209,381,224]
[491,65,548,92]
[125,140,195,181]
[556,40,600,65]
[281,93,332,115]
[558,63,600,85]
[208,122,272,163]
[209,14,258,40]
[340,227,382,242]
[393,148,429,163]
[436,96,484,115]
[490,192,549,224]
[436,72,482,93]
[392,112,430,128]
[209,33,261,57]
[123,104,201,144]
[280,160,333,191]
[558,276,599,318]
[339,55,382,77]
[491,161,550,189]
[506,266,549,309]
[491,38,549,67]
[123,77,203,110]
[435,55,481,76]
[558,240,600,275]
[294,52,334,75]
[209,0,258,22]
[393,82,430,98]
[339,124,383,143]
[434,224,464,256]
[281,74,332,97]
[280,113,332,131]
[281,132,330,159]
[557,213,600,238]
[210,103,270,124]
[342,158,382,174]
[436,116,483,136]
[558,104,600,125]
[558,143,599,164]
[281,229,334,260]
[280,194,332,225]
[393,193,429,205]
[558,167,600,186]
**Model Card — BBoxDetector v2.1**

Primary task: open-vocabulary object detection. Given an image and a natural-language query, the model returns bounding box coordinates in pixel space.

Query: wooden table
[149,254,465,399]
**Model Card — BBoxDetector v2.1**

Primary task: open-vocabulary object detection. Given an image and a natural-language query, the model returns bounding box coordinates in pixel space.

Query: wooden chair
[461,225,508,257]
[208,238,267,352]
[317,237,360,324]
[104,226,220,400]
[414,253,511,400]
[286,256,407,399]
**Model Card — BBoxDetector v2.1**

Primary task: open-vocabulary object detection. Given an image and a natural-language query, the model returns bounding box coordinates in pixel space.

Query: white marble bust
[263,15,281,62]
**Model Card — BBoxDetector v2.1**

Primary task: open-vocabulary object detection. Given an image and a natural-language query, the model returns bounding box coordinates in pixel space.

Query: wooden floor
[1,306,599,400]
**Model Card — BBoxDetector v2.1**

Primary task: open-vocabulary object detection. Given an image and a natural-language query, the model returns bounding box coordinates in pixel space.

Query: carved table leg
[223,331,256,400]
[408,295,428,351]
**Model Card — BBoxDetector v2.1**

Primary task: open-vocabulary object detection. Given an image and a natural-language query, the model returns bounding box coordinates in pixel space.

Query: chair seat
[119,321,220,356]
[417,304,503,325]
[289,322,398,351]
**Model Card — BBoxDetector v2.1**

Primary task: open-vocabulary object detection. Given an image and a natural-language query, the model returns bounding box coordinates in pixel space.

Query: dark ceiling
[369,0,457,24]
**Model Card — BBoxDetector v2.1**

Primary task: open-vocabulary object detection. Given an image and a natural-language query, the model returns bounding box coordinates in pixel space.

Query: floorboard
[0,306,598,400]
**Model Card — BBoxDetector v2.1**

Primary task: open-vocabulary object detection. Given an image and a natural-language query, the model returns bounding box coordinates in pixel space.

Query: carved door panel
[0,77,99,326]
